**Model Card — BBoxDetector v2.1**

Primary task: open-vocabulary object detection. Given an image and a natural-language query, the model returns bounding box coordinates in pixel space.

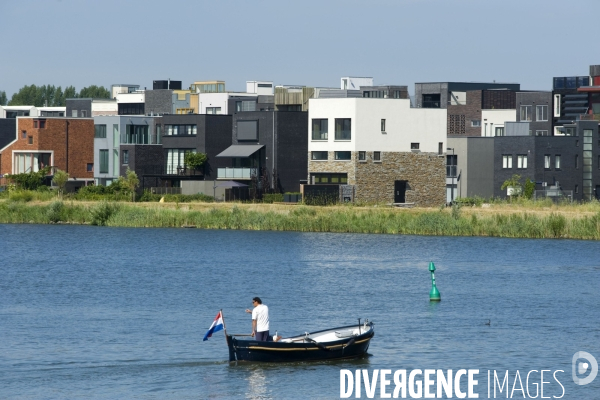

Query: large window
[13,152,51,174]
[520,105,532,121]
[311,151,328,160]
[312,119,328,140]
[502,155,513,169]
[165,125,197,136]
[94,125,107,138]
[118,103,144,115]
[495,127,505,137]
[544,155,551,169]
[335,118,351,140]
[536,105,548,121]
[236,101,256,112]
[166,149,195,174]
[334,151,351,160]
[123,125,150,144]
[206,107,221,114]
[535,130,549,137]
[517,155,528,169]
[99,149,109,173]
[446,155,457,177]
[555,155,561,169]
[311,173,348,184]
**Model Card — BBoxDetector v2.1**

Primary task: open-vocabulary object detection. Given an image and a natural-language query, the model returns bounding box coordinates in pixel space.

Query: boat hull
[226,323,374,363]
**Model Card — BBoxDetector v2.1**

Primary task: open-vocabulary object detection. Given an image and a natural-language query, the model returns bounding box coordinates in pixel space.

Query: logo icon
[572,351,598,385]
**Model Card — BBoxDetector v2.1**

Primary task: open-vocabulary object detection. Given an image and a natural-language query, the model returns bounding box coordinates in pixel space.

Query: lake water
[0,224,599,399]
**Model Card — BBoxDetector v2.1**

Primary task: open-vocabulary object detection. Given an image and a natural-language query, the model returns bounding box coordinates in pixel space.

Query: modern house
[0,117,94,189]
[93,115,161,188]
[1,106,66,118]
[66,98,117,118]
[307,97,447,206]
[216,110,308,194]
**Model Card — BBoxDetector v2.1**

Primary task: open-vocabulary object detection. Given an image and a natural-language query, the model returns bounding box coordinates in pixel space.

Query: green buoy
[429,261,441,301]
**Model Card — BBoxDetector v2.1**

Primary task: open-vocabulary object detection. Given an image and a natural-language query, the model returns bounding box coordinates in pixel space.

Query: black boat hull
[226,323,374,363]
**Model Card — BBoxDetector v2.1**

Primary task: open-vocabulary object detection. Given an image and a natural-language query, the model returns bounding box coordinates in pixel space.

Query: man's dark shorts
[255,330,270,341]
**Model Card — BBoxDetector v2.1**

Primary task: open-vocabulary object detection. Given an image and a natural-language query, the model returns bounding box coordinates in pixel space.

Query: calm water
[0,224,599,399]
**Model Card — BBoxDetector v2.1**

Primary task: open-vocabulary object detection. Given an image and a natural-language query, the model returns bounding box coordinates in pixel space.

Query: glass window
[517,155,528,169]
[123,150,129,164]
[28,136,33,144]
[373,151,381,161]
[495,127,505,136]
[311,151,328,160]
[535,130,549,137]
[71,110,78,117]
[312,119,328,140]
[544,155,551,169]
[381,119,386,131]
[94,125,107,138]
[358,151,366,161]
[166,149,194,174]
[411,143,420,150]
[334,118,351,140]
[21,131,26,139]
[123,125,150,144]
[334,151,351,160]
[536,105,548,121]
[471,120,481,127]
[520,105,532,121]
[87,163,93,172]
[503,155,513,169]
[39,120,45,128]
[99,149,109,173]
[206,107,221,114]
[555,155,561,169]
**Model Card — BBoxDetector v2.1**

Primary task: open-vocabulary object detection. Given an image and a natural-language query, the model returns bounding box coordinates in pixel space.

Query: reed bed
[1,200,600,240]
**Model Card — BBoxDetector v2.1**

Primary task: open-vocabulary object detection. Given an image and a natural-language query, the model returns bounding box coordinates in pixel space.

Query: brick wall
[308,151,446,206]
[0,118,94,178]
[447,91,482,137]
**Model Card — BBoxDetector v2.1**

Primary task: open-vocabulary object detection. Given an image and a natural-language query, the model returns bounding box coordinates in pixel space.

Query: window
[575,154,579,169]
[113,125,119,147]
[13,152,51,173]
[39,120,45,128]
[28,136,33,144]
[544,155,551,169]
[334,151,351,160]
[438,142,443,155]
[517,155,528,169]
[520,105,532,121]
[312,119,328,140]
[555,155,561,169]
[495,127,505,136]
[311,151,328,160]
[575,185,579,194]
[502,155,513,169]
[411,143,420,150]
[156,125,162,144]
[237,120,258,141]
[165,125,197,136]
[123,125,150,144]
[87,163,93,172]
[236,101,256,112]
[206,107,221,114]
[34,120,38,128]
[358,151,366,161]
[71,110,78,117]
[576,140,579,147]
[21,130,26,139]
[81,110,87,117]
[536,105,548,121]
[535,130,549,137]
[381,119,386,132]
[118,103,144,115]
[311,173,348,184]
[373,151,381,162]
[99,150,109,173]
[471,120,481,127]
[94,125,107,138]
[122,150,129,164]
[446,155,457,177]
[166,149,194,174]
[335,118,351,140]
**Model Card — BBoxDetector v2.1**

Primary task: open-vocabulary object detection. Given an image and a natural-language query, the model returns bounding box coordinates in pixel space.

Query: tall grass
[1,200,599,239]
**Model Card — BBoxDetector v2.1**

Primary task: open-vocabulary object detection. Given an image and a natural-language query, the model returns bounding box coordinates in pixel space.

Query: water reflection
[245,366,268,399]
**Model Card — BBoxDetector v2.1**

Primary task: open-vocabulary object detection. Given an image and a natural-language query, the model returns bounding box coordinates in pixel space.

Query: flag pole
[220,309,229,345]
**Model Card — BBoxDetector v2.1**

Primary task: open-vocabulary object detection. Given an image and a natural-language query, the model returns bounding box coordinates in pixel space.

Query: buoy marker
[429,261,441,301]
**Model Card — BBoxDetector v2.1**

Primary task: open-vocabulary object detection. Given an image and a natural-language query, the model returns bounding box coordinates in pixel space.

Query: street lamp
[447,147,455,204]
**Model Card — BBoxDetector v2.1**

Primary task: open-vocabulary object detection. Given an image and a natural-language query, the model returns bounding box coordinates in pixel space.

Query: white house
[307,98,447,205]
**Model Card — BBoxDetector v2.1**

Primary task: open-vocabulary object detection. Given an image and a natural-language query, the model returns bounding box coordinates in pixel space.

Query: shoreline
[1,200,599,240]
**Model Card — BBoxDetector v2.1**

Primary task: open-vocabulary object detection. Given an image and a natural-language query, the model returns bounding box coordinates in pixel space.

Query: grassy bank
[1,198,600,240]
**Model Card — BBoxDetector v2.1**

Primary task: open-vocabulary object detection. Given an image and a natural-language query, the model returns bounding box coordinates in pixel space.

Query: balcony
[140,165,204,177]
[217,167,256,179]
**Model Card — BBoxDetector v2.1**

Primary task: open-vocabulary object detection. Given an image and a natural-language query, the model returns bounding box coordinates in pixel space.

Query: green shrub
[9,190,34,202]
[46,201,66,223]
[90,201,120,226]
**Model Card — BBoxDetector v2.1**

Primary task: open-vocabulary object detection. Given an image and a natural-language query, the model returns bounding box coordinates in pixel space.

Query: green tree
[184,152,207,171]
[0,90,7,106]
[119,168,140,202]
[64,85,77,100]
[501,174,523,201]
[9,84,39,106]
[523,178,536,199]
[52,169,69,198]
[78,85,110,99]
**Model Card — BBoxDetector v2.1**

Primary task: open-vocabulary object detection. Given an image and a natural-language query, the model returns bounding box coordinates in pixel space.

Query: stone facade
[308,151,446,206]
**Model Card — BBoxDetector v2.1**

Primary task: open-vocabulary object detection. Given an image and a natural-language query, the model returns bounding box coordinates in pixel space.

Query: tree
[64,85,77,101]
[78,85,110,99]
[121,168,140,202]
[501,174,523,201]
[0,90,7,106]
[184,152,207,171]
[52,169,69,198]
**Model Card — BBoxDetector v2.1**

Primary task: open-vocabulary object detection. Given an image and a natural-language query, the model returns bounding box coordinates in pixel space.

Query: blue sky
[1,0,598,97]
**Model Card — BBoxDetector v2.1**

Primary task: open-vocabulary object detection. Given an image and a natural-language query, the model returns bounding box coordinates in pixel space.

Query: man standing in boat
[245,297,269,341]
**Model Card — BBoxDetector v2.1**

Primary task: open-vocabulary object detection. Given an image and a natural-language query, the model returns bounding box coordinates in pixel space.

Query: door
[394,180,407,203]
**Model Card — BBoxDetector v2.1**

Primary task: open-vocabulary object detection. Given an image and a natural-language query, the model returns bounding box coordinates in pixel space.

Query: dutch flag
[203,311,224,341]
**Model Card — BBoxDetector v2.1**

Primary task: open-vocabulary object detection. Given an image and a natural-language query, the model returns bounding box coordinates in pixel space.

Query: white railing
[217,167,256,179]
